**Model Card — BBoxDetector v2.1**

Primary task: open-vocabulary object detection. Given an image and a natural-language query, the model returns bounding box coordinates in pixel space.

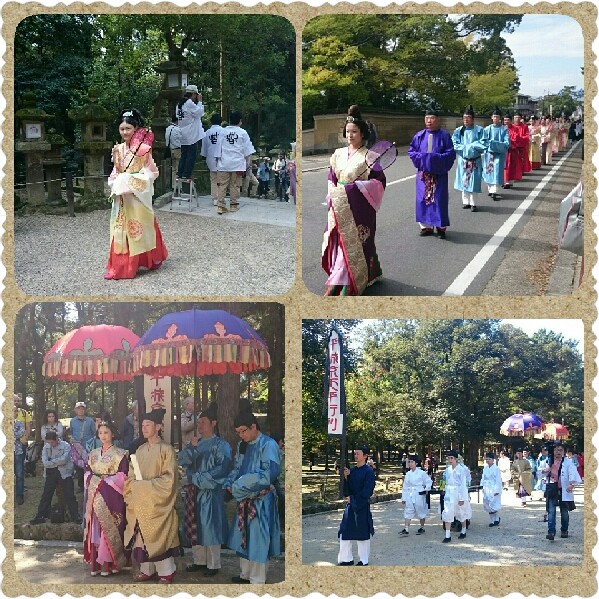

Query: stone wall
[303,112,490,154]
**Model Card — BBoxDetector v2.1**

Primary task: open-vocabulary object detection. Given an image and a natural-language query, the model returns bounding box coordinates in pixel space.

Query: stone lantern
[15,92,53,206]
[44,129,68,204]
[68,90,114,207]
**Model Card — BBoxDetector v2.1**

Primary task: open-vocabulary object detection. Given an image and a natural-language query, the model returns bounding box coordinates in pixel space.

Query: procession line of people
[335,442,582,564]
[322,102,581,295]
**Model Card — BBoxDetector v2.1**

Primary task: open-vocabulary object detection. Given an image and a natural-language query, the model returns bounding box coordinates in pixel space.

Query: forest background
[15,14,296,177]
[302,320,584,468]
[302,14,584,127]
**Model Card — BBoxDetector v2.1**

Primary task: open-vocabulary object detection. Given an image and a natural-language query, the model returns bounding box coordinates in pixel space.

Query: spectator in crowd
[176,84,205,182]
[70,402,96,491]
[273,153,288,198]
[200,113,224,206]
[121,400,139,451]
[257,157,272,198]
[14,395,32,505]
[181,397,196,447]
[14,417,26,505]
[165,114,182,189]
[30,431,79,524]
[40,408,65,440]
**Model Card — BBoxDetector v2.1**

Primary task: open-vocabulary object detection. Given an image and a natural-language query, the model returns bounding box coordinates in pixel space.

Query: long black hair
[343,104,370,140]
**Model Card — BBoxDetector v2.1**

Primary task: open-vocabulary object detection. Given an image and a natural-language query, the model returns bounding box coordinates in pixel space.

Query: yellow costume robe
[124,440,180,560]
[511,458,533,495]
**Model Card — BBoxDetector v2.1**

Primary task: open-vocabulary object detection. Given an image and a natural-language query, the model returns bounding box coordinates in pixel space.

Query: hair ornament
[122,110,134,117]
[346,116,355,123]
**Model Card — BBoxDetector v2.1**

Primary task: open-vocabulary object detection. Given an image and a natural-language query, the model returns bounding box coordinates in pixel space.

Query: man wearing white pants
[482,452,503,527]
[399,455,432,536]
[338,445,375,566]
[441,449,472,543]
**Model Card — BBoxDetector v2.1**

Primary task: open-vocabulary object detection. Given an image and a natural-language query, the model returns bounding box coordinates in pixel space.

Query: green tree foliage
[302,14,522,126]
[14,14,295,153]
[15,302,284,453]
[302,320,584,463]
[541,86,583,118]
[467,66,519,118]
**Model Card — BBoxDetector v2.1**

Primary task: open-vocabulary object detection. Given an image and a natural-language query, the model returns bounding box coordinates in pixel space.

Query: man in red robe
[514,114,531,174]
[503,113,524,189]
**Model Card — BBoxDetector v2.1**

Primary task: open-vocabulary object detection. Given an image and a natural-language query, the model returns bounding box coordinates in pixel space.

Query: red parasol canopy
[535,422,570,440]
[43,324,139,382]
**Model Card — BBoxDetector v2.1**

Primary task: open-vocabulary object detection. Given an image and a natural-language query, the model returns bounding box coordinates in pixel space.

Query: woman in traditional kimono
[322,105,386,296]
[104,108,168,280]
[528,116,542,170]
[83,421,129,576]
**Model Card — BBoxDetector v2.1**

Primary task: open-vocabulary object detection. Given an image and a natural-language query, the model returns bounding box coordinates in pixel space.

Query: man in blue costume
[482,106,511,201]
[452,104,486,212]
[224,400,281,584]
[178,401,232,577]
[408,103,456,239]
[338,445,376,566]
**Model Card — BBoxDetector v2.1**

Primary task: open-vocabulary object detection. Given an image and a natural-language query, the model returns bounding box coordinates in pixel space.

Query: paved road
[302,142,582,296]
[302,486,584,566]
[13,541,284,586]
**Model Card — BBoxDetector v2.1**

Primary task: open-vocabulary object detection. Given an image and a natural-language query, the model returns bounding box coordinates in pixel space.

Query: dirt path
[302,487,584,566]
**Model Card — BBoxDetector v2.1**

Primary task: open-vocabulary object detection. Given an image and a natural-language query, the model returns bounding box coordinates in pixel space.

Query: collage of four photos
[5,5,593,597]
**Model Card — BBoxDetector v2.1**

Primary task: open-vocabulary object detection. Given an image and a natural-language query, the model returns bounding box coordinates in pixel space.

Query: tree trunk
[217,374,240,456]
[266,304,285,439]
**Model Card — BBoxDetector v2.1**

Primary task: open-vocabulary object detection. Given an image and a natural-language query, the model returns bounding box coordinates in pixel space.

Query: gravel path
[302,487,584,566]
[14,208,295,296]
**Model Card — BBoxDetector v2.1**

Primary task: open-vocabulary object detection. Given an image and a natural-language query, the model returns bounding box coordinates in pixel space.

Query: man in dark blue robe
[408,104,456,239]
[338,445,375,566]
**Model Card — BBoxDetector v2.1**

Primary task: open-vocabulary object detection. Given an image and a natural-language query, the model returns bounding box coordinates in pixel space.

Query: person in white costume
[481,452,502,527]
[399,455,432,537]
[497,450,511,490]
[441,449,472,543]
[200,114,224,206]
[215,111,255,215]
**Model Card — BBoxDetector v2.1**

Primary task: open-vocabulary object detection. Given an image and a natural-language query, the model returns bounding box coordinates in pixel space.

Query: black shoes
[436,228,446,239]
[561,531,569,538]
[470,205,477,212]
[492,193,500,201]
[546,533,555,541]
[30,517,45,525]
[204,569,219,577]
[231,576,251,583]
[419,228,434,237]
[338,561,354,566]
[186,564,207,572]
[462,204,470,209]
[356,561,368,566]
[442,537,451,543]
[399,529,409,536]
[416,527,425,535]
[458,533,467,539]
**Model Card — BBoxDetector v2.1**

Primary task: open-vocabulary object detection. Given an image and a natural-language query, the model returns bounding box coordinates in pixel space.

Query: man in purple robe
[408,104,456,239]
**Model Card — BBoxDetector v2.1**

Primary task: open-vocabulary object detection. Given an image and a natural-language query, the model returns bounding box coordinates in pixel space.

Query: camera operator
[541,442,581,541]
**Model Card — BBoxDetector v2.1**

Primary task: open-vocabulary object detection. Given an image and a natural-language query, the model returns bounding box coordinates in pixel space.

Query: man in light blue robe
[482,106,511,201]
[224,404,281,584]
[178,401,231,576]
[452,105,486,212]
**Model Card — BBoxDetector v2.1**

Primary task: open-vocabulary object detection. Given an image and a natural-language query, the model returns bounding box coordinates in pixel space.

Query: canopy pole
[101,372,105,410]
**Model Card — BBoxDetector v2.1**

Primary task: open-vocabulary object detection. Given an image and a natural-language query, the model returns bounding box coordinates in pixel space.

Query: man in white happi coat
[441,449,472,543]
[200,114,224,206]
[399,455,432,537]
[214,111,255,215]
[481,452,502,527]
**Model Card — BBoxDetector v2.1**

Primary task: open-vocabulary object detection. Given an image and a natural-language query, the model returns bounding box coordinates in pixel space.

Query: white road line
[442,142,579,296]
[387,174,416,186]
